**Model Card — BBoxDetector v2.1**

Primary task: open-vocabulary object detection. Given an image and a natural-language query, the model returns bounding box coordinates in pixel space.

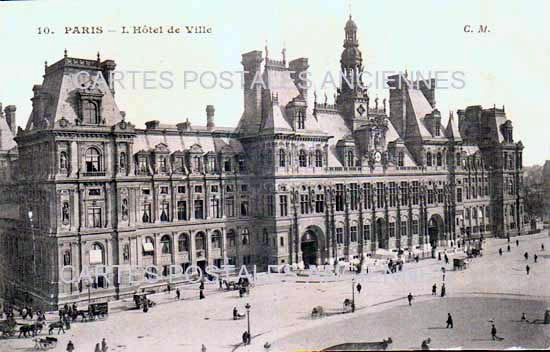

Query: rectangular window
[266,195,274,216]
[194,200,204,219]
[177,186,186,194]
[280,195,288,216]
[210,185,218,193]
[363,183,371,209]
[88,207,102,228]
[315,194,324,213]
[336,184,344,211]
[363,224,371,240]
[336,228,343,244]
[88,189,101,196]
[160,186,169,194]
[241,184,248,192]
[400,221,407,237]
[400,182,408,206]
[280,237,284,247]
[456,188,463,203]
[210,198,220,218]
[240,200,249,216]
[225,196,235,217]
[437,188,444,203]
[388,222,396,237]
[428,189,434,204]
[177,201,187,221]
[350,226,357,242]
[142,203,152,223]
[194,185,202,193]
[376,182,384,208]
[160,202,170,222]
[138,157,147,173]
[412,219,419,235]
[389,182,397,207]
[350,183,359,211]
[142,189,150,196]
[300,194,310,214]
[412,181,419,205]
[226,185,234,193]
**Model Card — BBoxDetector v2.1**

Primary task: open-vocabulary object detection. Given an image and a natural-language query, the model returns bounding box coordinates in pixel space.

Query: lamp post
[245,303,251,344]
[28,210,35,275]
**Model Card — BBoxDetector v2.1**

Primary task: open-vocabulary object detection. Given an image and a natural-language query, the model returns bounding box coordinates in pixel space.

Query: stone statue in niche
[62,202,70,225]
[123,244,129,262]
[121,199,129,220]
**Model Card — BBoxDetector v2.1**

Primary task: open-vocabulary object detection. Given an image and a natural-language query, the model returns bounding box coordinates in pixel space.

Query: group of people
[0,303,46,322]
[431,283,446,297]
[386,259,404,273]
[93,338,108,352]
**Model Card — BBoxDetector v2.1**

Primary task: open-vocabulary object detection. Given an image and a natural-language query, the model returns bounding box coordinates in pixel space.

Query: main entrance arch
[301,230,318,268]
[428,214,444,248]
[376,218,388,249]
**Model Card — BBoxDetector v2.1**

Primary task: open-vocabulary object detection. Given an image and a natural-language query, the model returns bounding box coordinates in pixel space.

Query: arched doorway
[428,214,444,248]
[376,218,387,249]
[301,230,318,268]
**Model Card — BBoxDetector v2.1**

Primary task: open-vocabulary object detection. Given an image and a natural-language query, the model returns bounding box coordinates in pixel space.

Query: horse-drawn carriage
[34,336,57,350]
[453,258,468,271]
[133,293,156,310]
[0,318,16,338]
[75,302,108,321]
[311,306,325,319]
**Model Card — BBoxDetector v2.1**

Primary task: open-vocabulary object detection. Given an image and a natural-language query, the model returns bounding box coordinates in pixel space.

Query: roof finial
[264,40,269,59]
[282,42,286,65]
[64,49,67,58]
[44,61,48,70]
[314,90,317,104]
[348,0,353,18]
[97,51,101,62]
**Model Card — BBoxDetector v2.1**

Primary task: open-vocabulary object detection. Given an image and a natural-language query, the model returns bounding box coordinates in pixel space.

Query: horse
[48,321,65,335]
[311,306,324,318]
[31,322,43,335]
[18,324,34,338]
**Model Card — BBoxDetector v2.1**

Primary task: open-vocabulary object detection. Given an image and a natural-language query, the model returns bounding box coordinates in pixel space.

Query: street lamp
[245,303,251,344]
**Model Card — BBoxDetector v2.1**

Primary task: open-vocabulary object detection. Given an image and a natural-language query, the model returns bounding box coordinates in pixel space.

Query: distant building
[543,161,550,223]
[0,16,526,309]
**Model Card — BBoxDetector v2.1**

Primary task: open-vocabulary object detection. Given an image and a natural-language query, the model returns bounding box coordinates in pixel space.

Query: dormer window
[82,100,99,124]
[159,156,167,172]
[224,158,232,172]
[297,110,305,129]
[138,156,148,174]
[347,150,354,167]
[77,88,104,125]
[192,156,202,173]
[426,152,433,167]
[315,150,323,167]
[299,150,307,167]
[397,152,404,167]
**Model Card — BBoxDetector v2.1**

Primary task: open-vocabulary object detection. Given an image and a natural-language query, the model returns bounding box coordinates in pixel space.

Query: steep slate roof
[445,113,462,140]
[0,117,16,151]
[407,89,433,138]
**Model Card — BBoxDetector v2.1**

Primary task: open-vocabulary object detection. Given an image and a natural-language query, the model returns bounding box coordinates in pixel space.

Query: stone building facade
[0,16,526,308]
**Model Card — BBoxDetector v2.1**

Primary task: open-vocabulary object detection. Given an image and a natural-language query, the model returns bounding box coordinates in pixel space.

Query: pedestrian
[438,252,441,261]
[421,337,431,350]
[95,343,101,352]
[66,340,75,352]
[526,265,530,275]
[491,324,497,340]
[534,254,538,263]
[64,315,71,330]
[176,288,180,300]
[441,283,446,297]
[507,245,510,252]
[143,303,148,313]
[444,254,449,264]
[516,239,519,247]
[201,344,207,352]
[101,338,108,352]
[432,283,437,296]
[499,248,502,256]
[521,313,527,322]
[542,244,545,251]
[219,279,223,290]
[242,331,248,345]
[446,313,454,328]
[356,283,362,294]
[199,289,205,300]
[507,236,510,243]
[167,284,171,294]
[524,252,528,260]
[199,280,205,290]
[407,292,413,306]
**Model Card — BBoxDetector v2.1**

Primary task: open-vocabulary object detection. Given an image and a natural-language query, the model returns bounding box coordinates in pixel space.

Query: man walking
[432,283,437,296]
[356,283,362,294]
[499,248,502,256]
[101,338,108,352]
[534,254,538,263]
[176,288,180,300]
[407,292,413,306]
[542,244,545,251]
[526,265,530,275]
[446,313,454,328]
[507,245,510,252]
[524,252,528,260]
[516,239,519,247]
[491,324,497,340]
[444,254,449,265]
[66,340,74,352]
[441,283,446,297]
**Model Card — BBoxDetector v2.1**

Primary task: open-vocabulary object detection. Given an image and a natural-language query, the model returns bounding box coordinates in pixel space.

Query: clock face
[375,152,382,162]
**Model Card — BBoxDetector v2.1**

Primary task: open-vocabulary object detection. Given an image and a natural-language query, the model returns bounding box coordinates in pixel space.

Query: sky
[0,0,549,166]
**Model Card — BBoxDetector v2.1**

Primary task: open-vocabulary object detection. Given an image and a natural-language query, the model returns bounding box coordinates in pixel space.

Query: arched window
[195,232,206,251]
[143,236,154,256]
[299,150,307,167]
[400,218,408,237]
[85,147,101,172]
[436,152,442,166]
[212,231,221,249]
[160,235,171,254]
[426,152,433,166]
[315,150,323,167]
[82,100,99,124]
[59,152,68,171]
[297,110,305,129]
[347,150,354,167]
[279,149,286,167]
[178,234,189,252]
[90,242,105,265]
[456,152,461,166]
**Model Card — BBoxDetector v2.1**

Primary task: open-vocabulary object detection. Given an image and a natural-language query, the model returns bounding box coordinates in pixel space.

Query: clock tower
[337,15,369,131]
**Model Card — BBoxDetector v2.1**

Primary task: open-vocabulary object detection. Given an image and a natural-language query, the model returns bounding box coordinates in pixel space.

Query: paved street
[1,232,549,352]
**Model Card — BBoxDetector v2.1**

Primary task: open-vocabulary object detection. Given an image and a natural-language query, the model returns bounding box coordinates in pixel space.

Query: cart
[34,336,57,350]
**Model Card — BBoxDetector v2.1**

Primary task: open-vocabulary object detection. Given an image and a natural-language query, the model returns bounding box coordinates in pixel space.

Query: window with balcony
[225,196,235,217]
[177,201,187,221]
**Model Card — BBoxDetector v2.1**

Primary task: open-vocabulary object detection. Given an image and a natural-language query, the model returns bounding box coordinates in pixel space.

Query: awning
[89,249,103,265]
[142,242,154,252]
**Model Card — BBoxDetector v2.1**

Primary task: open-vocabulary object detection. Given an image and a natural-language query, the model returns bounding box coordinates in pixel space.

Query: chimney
[4,105,16,134]
[101,59,117,96]
[206,105,215,130]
